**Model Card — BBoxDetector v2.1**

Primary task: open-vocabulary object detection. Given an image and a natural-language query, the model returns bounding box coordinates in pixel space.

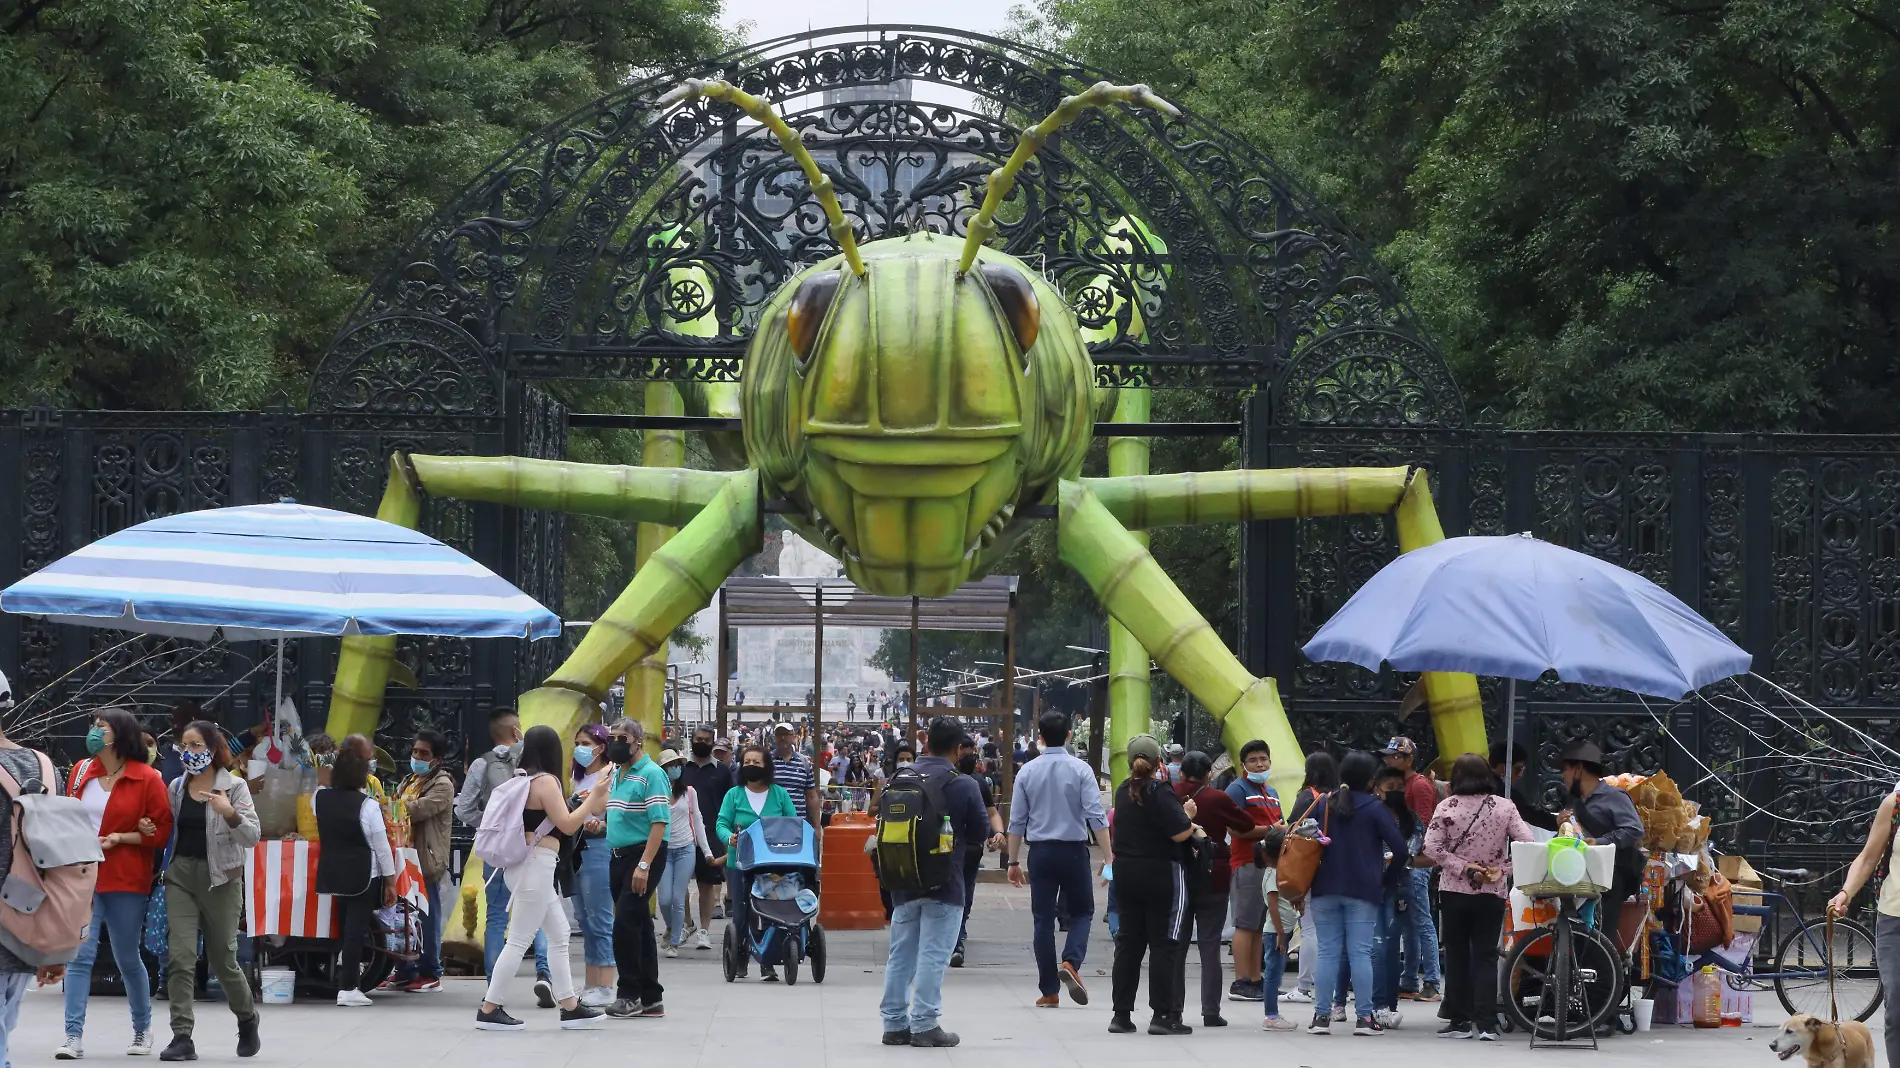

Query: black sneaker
[950,943,965,968]
[1228,979,1264,1002]
[605,999,641,1019]
[1203,1014,1228,1028]
[560,1005,606,1030]
[1149,1015,1193,1036]
[235,1013,261,1059]
[882,1030,912,1046]
[909,1028,959,1047]
[158,1036,196,1062]
[639,1003,665,1019]
[533,978,556,1009]
[1307,1013,1332,1036]
[1353,1015,1385,1037]
[1108,1013,1137,1034]
[476,1006,525,1032]
[761,966,779,982]
[1437,1022,1475,1039]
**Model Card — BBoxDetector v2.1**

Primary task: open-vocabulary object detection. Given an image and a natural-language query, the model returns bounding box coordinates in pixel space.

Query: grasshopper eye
[978,263,1040,363]
[786,269,842,366]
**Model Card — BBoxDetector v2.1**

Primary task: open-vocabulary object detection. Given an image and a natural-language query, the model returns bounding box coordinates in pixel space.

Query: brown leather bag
[1275,798,1330,904]
[1688,871,1735,953]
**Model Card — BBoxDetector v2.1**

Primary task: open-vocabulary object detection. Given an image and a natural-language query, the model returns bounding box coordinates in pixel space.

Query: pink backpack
[473,771,552,876]
[0,750,102,965]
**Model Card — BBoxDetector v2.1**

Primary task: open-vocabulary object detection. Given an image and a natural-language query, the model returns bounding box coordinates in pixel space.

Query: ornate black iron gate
[3,27,1892,865]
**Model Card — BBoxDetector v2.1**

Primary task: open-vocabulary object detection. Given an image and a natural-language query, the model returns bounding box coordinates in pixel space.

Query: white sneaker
[695,930,712,951]
[336,989,373,1007]
[579,986,613,1008]
[55,1037,83,1060]
[1374,1008,1403,1029]
[1477,1031,1499,1041]
[663,944,678,958]
[127,1032,154,1056]
[1284,988,1314,1004]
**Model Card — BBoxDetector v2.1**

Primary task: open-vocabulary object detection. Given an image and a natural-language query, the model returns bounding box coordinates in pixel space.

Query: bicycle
[1722,866,1883,1022]
[1501,891,1629,1045]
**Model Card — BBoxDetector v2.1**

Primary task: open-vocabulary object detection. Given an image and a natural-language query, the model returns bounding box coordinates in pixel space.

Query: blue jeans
[1400,867,1440,987]
[657,844,695,948]
[1262,935,1290,1018]
[65,891,151,1039]
[1373,885,1400,1010]
[394,879,444,981]
[0,971,29,1068]
[568,841,616,966]
[1311,894,1378,1023]
[880,898,962,1033]
[1028,841,1094,996]
[484,870,549,980]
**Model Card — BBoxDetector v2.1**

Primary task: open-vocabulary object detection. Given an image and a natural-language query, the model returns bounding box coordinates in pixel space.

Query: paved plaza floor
[13,880,1867,1068]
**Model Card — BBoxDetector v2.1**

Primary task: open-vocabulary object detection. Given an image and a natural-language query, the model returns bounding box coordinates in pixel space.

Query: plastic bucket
[1632,998,1655,1032]
[259,968,296,1006]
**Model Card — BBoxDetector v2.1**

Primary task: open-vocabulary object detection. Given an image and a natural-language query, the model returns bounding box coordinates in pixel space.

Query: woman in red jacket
[57,706,173,1061]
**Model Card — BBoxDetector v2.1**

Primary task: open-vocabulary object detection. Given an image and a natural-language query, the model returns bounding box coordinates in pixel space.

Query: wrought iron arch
[310,25,1465,426]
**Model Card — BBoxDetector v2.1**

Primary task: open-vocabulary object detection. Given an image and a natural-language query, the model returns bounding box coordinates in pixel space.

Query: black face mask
[606,739,634,765]
[957,755,977,774]
[740,764,768,784]
[691,742,713,759]
[1384,789,1405,808]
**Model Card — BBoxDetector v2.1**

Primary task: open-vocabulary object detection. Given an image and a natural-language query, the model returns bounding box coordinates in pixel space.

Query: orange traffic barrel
[820,813,886,930]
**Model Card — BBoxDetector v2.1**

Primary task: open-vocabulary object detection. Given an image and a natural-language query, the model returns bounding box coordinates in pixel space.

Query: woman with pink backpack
[473,725,610,1032]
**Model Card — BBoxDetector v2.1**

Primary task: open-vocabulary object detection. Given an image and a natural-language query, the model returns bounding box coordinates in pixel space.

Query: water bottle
[938,814,953,854]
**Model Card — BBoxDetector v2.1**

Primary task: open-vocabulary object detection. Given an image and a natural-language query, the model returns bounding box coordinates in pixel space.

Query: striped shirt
[605,755,671,849]
[773,752,816,820]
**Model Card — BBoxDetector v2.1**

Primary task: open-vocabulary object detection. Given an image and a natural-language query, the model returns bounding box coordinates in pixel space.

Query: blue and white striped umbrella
[0,501,561,642]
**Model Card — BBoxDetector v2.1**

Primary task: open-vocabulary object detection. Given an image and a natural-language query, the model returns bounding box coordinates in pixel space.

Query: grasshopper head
[742,231,1093,596]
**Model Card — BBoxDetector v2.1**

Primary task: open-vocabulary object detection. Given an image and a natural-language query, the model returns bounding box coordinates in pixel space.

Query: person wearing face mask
[1555,739,1645,939]
[716,744,797,980]
[1223,739,1283,1003]
[601,719,671,1018]
[656,749,712,958]
[1174,750,1259,1028]
[562,724,615,1006]
[677,725,731,948]
[1367,765,1416,1027]
[59,706,172,1060]
[382,729,456,994]
[950,736,1003,968]
[159,721,261,1061]
[452,708,552,1005]
[314,735,397,1008]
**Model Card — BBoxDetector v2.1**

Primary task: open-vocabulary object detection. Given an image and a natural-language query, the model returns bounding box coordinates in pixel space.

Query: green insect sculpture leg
[1104,387,1151,784]
[323,454,757,742]
[1058,479,1302,798]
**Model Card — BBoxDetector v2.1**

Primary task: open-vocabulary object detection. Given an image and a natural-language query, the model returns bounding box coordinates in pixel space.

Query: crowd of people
[0,659,1896,1065]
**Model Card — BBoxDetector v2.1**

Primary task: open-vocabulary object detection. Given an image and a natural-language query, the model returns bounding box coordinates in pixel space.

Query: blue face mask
[1246,770,1271,785]
[86,726,107,755]
[410,758,433,777]
[666,765,682,782]
[574,745,596,767]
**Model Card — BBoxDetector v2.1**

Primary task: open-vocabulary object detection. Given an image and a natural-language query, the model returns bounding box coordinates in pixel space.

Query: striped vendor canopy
[0,501,561,642]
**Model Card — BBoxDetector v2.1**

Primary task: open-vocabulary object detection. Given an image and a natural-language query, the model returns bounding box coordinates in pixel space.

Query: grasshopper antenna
[659,78,866,277]
[957,82,1181,277]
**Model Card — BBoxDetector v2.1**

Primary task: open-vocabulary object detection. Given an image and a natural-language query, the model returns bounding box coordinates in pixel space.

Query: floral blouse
[1424,793,1537,898]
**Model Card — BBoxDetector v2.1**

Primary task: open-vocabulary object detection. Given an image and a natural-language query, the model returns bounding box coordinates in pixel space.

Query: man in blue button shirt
[880,717,989,1048]
[1006,712,1109,1008]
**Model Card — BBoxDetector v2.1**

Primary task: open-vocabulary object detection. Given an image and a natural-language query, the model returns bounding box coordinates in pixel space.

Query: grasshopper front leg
[1058,479,1303,799]
[324,454,755,741]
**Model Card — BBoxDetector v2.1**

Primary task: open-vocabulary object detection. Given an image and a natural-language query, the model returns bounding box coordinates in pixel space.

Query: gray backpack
[477,743,522,810]
[0,750,104,965]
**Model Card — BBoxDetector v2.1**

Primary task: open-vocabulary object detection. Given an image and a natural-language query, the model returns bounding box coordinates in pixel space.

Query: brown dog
[1768,1014,1875,1068]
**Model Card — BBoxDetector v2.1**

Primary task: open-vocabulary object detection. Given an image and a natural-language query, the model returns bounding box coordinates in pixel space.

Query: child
[1257,826,1303,1031]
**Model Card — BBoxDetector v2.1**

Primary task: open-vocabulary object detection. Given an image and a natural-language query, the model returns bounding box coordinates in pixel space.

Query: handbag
[1276,797,1330,903]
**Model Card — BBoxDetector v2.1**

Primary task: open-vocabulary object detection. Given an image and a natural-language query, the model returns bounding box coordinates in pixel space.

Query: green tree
[0,0,726,410]
[1018,0,1900,432]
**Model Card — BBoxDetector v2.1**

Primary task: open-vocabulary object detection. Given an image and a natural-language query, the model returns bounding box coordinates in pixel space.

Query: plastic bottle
[1692,965,1722,1028]
[938,814,953,854]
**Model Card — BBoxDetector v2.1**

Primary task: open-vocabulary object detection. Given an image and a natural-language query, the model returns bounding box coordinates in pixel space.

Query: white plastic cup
[1632,998,1655,1032]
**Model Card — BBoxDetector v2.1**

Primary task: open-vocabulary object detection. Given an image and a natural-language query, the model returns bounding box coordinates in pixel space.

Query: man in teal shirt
[603,718,669,1018]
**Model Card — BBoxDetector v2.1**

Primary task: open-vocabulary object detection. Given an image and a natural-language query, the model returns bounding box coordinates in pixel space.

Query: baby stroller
[722,816,827,985]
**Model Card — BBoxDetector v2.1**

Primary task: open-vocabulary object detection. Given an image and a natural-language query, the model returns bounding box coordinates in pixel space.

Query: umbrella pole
[274,635,284,724]
[1503,676,1516,788]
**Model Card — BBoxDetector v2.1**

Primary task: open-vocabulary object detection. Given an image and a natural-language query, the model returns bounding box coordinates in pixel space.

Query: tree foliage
[0,0,726,409]
[1018,0,1900,431]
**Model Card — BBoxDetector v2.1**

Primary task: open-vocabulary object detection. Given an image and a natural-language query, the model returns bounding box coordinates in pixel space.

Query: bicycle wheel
[1503,922,1626,1040]
[1774,917,1883,1023]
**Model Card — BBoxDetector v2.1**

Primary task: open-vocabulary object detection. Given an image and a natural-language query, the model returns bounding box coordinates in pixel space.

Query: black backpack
[875,766,956,895]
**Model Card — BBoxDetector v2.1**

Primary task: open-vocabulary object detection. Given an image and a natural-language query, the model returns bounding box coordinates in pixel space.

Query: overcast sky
[718,0,1020,49]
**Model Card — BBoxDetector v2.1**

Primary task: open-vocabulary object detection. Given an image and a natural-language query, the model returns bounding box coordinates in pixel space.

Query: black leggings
[1111,859,1187,1018]
[1438,891,1506,1027]
[335,877,383,991]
